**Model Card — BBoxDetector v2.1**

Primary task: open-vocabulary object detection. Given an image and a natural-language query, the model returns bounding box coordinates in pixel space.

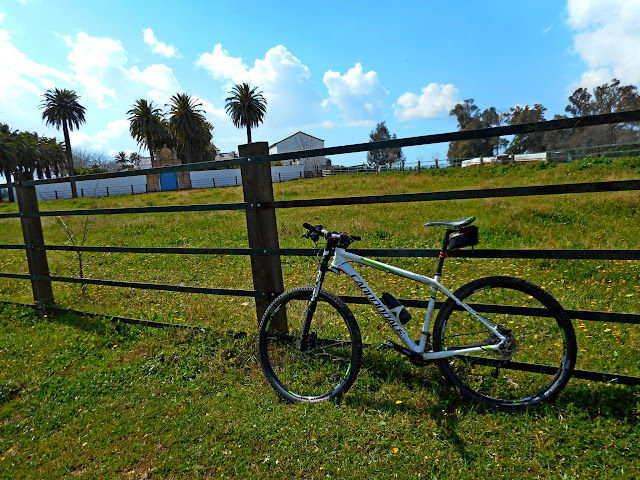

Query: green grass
[0,304,638,479]
[0,158,639,477]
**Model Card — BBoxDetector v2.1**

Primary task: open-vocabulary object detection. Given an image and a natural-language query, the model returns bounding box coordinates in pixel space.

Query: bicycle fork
[300,247,333,351]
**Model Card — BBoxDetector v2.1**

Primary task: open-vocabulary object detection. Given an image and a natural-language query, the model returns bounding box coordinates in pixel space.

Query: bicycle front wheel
[433,276,576,408]
[257,287,362,403]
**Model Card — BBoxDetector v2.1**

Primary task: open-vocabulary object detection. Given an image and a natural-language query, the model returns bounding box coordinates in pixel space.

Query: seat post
[435,230,452,277]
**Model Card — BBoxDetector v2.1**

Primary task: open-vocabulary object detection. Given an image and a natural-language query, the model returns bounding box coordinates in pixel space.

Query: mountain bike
[257,217,577,408]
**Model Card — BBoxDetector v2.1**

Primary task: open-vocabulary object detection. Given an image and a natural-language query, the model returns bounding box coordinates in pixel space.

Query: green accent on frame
[361,257,396,274]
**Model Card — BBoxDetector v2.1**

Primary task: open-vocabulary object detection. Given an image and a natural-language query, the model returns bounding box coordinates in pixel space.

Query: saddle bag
[447,225,479,251]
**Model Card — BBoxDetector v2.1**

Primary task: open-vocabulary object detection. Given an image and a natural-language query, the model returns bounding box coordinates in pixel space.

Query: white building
[215,151,238,161]
[461,153,549,168]
[269,132,326,171]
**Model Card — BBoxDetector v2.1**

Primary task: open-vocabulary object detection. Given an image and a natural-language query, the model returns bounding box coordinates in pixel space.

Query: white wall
[23,164,307,200]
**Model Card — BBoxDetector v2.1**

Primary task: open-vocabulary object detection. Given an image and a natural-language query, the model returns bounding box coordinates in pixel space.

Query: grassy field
[1,157,639,478]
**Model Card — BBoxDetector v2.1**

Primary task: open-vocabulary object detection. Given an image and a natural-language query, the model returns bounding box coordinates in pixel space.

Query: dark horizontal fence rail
[3,300,633,385]
[1,244,639,261]
[3,110,640,190]
[2,111,639,387]
[2,179,639,219]
[0,272,264,298]
[1,271,637,327]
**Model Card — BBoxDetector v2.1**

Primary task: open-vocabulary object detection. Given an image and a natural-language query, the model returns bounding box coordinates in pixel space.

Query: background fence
[1,110,639,386]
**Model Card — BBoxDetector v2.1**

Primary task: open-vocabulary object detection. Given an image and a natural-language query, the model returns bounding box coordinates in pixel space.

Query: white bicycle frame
[327,247,507,360]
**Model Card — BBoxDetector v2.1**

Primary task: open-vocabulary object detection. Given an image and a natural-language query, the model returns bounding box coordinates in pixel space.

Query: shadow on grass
[351,346,639,423]
[561,381,639,421]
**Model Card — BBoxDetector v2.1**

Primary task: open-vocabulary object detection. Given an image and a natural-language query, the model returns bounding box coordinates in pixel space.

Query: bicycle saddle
[424,216,475,229]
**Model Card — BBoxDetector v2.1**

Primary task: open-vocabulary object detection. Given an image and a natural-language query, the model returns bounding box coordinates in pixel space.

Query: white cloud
[143,28,178,58]
[196,44,312,88]
[569,68,614,92]
[192,94,227,123]
[128,64,182,104]
[67,32,182,108]
[0,13,4,24]
[68,33,122,107]
[70,118,130,150]
[196,43,251,83]
[322,63,387,121]
[568,0,640,87]
[542,25,552,34]
[196,44,323,129]
[0,28,71,116]
[394,83,459,122]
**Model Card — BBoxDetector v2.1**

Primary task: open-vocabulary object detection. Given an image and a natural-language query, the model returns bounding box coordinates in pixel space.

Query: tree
[40,88,86,198]
[1,126,66,194]
[0,124,18,202]
[37,136,67,179]
[202,143,219,163]
[447,100,504,166]
[505,104,548,154]
[225,83,267,144]
[114,151,129,169]
[72,148,117,174]
[549,79,640,151]
[129,152,141,166]
[13,132,66,180]
[127,99,166,165]
[366,121,405,169]
[167,93,212,164]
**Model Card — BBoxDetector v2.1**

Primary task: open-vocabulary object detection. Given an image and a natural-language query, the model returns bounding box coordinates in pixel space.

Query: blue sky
[1,0,639,166]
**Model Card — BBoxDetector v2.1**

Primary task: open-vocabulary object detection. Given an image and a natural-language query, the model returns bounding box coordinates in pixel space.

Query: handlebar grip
[351,235,361,241]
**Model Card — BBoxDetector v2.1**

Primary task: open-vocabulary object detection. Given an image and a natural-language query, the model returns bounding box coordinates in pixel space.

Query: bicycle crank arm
[381,340,425,362]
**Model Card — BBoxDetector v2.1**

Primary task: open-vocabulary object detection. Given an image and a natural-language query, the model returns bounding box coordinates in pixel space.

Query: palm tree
[37,136,66,179]
[225,83,267,144]
[1,125,67,202]
[129,152,141,166]
[0,124,18,202]
[13,132,66,181]
[167,93,212,164]
[114,151,128,169]
[40,88,86,198]
[127,99,166,165]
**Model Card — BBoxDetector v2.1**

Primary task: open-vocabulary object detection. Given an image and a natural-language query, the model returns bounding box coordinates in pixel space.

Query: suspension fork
[299,243,334,350]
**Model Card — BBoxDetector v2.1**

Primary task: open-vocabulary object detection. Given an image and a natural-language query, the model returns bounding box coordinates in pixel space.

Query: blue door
[160,172,178,191]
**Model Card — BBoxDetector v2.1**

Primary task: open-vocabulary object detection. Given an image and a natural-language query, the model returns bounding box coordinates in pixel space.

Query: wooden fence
[1,111,639,386]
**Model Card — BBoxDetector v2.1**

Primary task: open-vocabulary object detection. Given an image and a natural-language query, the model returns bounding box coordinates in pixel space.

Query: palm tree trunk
[62,121,78,198]
[3,168,15,203]
[147,133,155,165]
[246,124,252,144]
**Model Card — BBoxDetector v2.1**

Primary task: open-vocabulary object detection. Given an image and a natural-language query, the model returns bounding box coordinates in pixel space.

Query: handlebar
[302,222,360,247]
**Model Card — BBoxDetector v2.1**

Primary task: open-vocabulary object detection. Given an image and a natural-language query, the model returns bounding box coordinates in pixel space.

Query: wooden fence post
[239,142,286,330]
[15,172,54,312]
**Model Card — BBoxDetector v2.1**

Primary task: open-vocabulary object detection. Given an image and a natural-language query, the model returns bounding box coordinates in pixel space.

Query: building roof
[270,131,324,148]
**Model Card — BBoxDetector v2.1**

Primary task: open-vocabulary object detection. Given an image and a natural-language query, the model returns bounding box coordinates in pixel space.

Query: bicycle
[257,217,577,408]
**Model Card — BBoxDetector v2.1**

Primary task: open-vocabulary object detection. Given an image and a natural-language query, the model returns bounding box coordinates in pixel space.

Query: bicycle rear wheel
[257,287,362,403]
[433,276,576,408]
